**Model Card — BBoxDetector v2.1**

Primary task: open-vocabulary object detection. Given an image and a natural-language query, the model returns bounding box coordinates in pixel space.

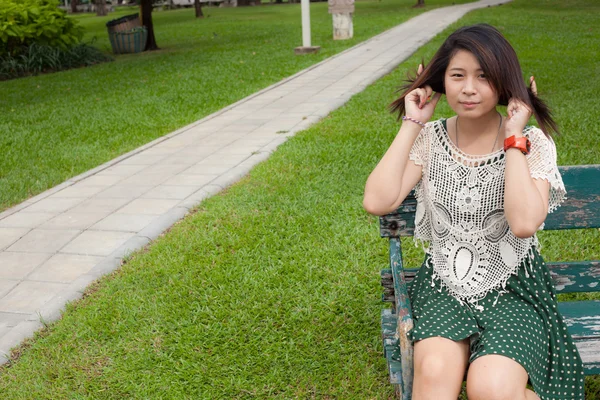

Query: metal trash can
[106,14,147,54]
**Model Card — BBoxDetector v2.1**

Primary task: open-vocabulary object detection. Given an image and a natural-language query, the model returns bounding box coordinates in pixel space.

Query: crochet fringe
[419,238,540,312]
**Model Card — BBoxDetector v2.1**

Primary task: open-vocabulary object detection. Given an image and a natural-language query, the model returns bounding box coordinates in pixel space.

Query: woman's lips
[460,102,479,109]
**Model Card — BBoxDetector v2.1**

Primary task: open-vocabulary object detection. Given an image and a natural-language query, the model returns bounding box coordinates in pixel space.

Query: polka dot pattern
[408,248,585,399]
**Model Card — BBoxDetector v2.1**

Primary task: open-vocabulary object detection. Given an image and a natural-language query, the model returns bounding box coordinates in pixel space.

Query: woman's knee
[466,355,529,400]
[467,377,524,400]
[415,352,455,381]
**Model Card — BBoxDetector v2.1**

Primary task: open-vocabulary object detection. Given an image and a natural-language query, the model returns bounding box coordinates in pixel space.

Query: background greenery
[0,0,598,398]
[0,0,471,213]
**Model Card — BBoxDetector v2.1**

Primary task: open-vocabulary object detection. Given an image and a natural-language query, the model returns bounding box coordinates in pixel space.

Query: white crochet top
[409,119,566,307]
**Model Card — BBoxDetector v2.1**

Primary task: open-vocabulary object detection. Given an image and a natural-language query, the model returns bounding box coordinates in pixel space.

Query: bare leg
[412,336,469,400]
[467,354,539,400]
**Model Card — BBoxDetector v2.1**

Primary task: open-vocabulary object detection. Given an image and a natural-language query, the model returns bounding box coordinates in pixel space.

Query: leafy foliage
[0,0,84,57]
[0,41,112,80]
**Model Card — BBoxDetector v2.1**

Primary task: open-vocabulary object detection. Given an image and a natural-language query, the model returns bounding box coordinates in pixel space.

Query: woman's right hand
[404,64,442,125]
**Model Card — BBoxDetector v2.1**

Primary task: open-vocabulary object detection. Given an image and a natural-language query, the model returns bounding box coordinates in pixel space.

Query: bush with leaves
[0,0,84,57]
[0,40,113,80]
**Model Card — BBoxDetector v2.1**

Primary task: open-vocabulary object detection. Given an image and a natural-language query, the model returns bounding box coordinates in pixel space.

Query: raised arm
[363,84,441,216]
[503,98,550,238]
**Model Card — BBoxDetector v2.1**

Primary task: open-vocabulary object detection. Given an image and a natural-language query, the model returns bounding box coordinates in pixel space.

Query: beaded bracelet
[402,115,426,128]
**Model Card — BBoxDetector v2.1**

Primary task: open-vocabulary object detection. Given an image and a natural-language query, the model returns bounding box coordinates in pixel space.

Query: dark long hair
[390,24,558,136]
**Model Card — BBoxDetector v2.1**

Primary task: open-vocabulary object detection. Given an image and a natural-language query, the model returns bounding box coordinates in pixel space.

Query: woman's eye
[452,74,463,77]
[479,74,487,79]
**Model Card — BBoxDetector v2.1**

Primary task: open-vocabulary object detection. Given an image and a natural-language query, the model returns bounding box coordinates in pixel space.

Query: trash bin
[106,14,147,54]
[106,13,142,34]
[108,26,148,54]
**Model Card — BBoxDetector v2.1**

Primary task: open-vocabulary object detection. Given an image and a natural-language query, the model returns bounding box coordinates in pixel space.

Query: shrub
[0,0,84,57]
[0,41,113,80]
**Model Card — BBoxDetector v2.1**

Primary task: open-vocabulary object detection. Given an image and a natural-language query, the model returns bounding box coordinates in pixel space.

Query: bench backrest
[379,165,600,294]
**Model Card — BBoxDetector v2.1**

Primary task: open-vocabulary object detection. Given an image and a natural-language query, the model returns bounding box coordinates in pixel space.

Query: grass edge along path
[0,0,474,213]
[0,0,599,398]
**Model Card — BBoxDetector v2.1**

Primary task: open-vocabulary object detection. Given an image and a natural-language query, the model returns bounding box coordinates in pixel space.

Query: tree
[96,0,108,16]
[194,0,204,18]
[140,0,159,50]
[414,0,425,6]
[71,0,78,13]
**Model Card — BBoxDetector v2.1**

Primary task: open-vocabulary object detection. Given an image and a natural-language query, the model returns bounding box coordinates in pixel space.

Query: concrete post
[294,0,320,55]
[328,0,354,40]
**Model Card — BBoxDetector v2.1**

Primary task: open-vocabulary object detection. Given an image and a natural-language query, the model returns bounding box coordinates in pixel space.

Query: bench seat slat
[558,301,600,339]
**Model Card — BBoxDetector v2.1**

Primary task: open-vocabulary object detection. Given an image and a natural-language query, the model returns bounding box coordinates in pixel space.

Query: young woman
[363,24,584,400]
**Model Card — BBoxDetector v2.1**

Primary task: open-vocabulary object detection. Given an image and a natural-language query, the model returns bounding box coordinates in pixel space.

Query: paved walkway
[0,0,510,364]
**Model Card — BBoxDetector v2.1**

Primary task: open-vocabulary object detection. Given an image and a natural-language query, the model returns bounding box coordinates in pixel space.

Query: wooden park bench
[379,164,600,399]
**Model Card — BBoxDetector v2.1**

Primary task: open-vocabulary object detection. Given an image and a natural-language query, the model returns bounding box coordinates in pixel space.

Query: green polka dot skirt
[408,246,585,399]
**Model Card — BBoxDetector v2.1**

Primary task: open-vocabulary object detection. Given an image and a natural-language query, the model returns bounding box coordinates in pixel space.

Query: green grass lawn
[0,0,473,213]
[0,0,599,398]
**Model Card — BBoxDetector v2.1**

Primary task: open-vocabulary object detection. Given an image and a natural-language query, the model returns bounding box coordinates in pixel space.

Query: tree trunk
[194,0,204,17]
[96,0,108,16]
[140,0,159,51]
[71,0,78,13]
[414,0,425,7]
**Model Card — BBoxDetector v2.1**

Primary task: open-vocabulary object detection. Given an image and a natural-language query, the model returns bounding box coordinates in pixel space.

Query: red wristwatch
[503,135,531,155]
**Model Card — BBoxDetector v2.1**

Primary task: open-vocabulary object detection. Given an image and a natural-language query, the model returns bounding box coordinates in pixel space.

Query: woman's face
[444,49,499,119]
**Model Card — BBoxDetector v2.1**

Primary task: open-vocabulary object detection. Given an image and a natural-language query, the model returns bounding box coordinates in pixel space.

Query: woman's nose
[461,78,476,94]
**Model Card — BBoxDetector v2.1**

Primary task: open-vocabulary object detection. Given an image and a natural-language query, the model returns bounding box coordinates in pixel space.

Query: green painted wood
[558,301,600,339]
[545,165,600,230]
[389,237,414,399]
[548,261,600,293]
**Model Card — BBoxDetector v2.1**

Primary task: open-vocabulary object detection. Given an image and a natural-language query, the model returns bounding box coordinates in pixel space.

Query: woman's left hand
[505,98,533,137]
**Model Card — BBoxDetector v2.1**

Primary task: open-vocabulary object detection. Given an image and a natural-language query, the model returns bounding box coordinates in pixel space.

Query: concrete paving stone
[0,320,44,360]
[21,197,84,214]
[0,281,69,314]
[68,197,131,215]
[91,213,158,232]
[215,144,263,155]
[119,153,167,166]
[0,228,29,251]
[137,208,189,241]
[52,185,107,199]
[197,136,238,147]
[27,253,104,283]
[0,252,50,280]
[98,164,148,176]
[232,137,277,147]
[197,153,249,166]
[0,280,20,299]
[141,185,201,200]
[139,163,189,176]
[161,174,219,187]
[178,188,214,210]
[7,229,81,253]
[118,198,180,215]
[39,212,108,230]
[0,212,55,229]
[76,174,127,187]
[95,184,153,199]
[183,164,232,175]
[159,153,211,166]
[0,312,26,339]
[136,145,181,156]
[209,131,249,141]
[177,144,224,156]
[154,135,202,149]
[119,172,173,186]
[60,230,135,256]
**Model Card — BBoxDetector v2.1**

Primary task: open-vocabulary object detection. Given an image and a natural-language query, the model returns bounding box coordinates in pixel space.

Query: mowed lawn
[1,0,599,398]
[0,0,472,213]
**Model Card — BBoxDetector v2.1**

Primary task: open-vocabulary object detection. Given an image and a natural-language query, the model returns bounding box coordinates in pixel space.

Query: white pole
[301,0,311,48]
